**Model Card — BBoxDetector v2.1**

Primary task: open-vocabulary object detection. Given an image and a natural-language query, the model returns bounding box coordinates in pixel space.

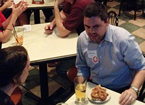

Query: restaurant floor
[21,0,145,105]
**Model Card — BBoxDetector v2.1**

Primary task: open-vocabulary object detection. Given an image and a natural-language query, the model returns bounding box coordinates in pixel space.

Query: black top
[0,90,14,105]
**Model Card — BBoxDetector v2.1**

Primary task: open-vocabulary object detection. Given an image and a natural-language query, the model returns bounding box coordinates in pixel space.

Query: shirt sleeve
[62,8,83,31]
[121,36,145,71]
[0,11,6,29]
[76,33,90,79]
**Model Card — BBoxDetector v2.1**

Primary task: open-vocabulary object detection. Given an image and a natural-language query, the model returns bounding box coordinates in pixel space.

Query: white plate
[87,87,111,104]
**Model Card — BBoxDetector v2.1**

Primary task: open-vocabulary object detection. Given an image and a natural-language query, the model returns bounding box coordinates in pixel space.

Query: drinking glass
[14,27,24,45]
[74,76,87,104]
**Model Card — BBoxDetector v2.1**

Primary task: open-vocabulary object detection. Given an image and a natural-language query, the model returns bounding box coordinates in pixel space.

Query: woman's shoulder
[0,90,15,105]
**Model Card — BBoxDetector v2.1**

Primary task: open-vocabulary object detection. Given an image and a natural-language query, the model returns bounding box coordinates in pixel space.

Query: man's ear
[106,18,109,24]
[13,76,17,84]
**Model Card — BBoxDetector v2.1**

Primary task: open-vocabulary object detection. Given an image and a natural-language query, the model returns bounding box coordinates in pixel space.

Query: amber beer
[14,27,24,45]
[74,76,87,102]
[75,84,86,101]
[16,35,23,45]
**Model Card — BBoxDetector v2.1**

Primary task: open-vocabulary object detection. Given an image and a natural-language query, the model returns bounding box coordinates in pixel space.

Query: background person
[0,0,28,43]
[0,46,31,105]
[1,0,29,26]
[44,0,94,80]
[44,0,94,37]
[76,2,145,105]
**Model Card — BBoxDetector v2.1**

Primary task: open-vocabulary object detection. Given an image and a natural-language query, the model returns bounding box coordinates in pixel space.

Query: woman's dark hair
[0,46,28,87]
[83,2,108,22]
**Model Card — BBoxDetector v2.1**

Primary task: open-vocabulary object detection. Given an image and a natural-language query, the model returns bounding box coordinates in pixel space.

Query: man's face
[84,16,109,43]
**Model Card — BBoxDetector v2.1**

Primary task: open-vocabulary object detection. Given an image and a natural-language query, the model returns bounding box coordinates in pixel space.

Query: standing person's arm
[54,0,71,37]
[0,1,28,42]
[44,1,68,36]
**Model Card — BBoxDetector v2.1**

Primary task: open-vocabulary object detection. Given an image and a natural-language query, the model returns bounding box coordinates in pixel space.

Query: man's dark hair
[83,2,108,22]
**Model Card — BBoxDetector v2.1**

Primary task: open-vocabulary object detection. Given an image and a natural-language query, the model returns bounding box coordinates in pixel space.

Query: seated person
[76,2,145,105]
[44,0,94,80]
[0,46,31,105]
[44,0,94,37]
[0,1,28,43]
[1,0,29,26]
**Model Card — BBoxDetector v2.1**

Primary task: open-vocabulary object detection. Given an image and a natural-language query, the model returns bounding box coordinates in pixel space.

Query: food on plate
[91,84,108,101]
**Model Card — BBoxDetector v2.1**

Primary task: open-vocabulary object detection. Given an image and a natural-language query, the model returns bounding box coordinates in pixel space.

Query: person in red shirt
[0,1,28,43]
[44,0,94,37]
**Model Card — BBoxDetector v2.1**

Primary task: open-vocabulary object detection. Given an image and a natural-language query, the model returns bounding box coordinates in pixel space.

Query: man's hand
[119,88,137,105]
[55,0,64,5]
[44,24,54,34]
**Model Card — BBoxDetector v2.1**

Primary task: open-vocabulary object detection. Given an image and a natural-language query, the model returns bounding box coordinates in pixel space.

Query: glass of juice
[14,27,24,45]
[74,76,87,103]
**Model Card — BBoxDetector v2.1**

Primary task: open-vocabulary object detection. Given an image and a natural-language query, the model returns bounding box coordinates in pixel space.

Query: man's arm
[54,0,71,37]
[131,70,145,90]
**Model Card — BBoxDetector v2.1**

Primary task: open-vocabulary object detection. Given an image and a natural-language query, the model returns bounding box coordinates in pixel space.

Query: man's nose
[90,27,95,33]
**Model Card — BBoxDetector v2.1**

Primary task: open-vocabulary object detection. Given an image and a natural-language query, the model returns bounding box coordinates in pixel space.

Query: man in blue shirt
[76,2,145,105]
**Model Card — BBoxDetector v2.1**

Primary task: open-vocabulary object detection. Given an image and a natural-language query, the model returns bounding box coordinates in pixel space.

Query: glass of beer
[14,27,24,45]
[74,76,87,103]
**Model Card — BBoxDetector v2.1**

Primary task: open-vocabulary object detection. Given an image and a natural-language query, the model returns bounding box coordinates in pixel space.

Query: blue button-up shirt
[76,25,145,90]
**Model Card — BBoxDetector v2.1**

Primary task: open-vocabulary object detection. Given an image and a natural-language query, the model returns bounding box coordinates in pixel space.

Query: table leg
[39,63,49,104]
[34,9,40,24]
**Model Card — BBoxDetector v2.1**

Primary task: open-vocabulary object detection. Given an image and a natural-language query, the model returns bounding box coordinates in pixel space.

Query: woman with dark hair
[0,46,31,105]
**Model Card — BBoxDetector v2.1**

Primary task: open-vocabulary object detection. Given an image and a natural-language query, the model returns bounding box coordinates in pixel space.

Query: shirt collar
[104,24,113,43]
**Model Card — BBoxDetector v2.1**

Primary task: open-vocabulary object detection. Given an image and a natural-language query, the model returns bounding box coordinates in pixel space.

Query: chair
[10,86,23,105]
[108,11,119,26]
[118,0,144,20]
[67,65,77,83]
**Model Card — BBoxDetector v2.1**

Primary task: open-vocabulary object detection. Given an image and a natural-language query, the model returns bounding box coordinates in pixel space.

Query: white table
[66,82,145,105]
[25,0,55,24]
[2,23,78,105]
[8,0,55,24]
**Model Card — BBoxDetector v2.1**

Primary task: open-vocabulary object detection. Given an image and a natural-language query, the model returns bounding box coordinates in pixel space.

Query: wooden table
[66,82,145,105]
[2,23,78,105]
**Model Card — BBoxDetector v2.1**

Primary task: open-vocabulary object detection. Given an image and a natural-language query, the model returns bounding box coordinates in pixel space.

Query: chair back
[108,11,119,26]
[67,65,77,83]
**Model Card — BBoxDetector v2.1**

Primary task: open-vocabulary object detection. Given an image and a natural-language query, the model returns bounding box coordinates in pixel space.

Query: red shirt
[62,0,94,34]
[0,11,6,32]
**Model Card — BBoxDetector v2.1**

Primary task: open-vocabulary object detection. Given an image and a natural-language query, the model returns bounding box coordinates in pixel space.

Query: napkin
[23,25,31,32]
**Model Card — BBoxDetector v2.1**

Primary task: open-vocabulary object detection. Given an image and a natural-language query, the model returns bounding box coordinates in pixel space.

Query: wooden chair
[67,65,77,83]
[108,11,119,26]
[66,65,77,92]
[11,86,23,105]
[118,0,144,20]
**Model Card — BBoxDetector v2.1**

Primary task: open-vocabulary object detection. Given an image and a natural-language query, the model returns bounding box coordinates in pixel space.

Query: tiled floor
[21,0,145,105]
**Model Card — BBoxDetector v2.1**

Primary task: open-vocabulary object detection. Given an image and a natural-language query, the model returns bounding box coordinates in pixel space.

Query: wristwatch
[130,86,139,95]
